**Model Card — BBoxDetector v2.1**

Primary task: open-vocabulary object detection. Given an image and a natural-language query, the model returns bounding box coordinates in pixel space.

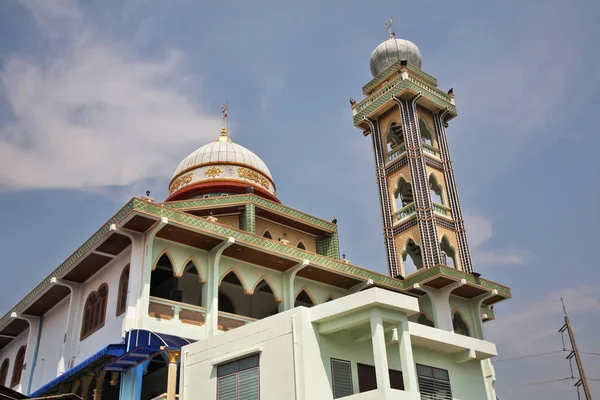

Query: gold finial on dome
[386,18,395,39]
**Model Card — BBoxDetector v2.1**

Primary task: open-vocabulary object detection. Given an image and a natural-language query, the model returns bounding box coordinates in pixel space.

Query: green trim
[353,76,457,124]
[161,195,337,232]
[316,233,341,259]
[481,306,495,320]
[403,265,511,298]
[0,200,136,328]
[242,203,256,233]
[361,61,439,95]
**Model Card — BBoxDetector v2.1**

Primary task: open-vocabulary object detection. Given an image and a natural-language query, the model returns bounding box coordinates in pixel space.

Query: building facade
[0,31,510,400]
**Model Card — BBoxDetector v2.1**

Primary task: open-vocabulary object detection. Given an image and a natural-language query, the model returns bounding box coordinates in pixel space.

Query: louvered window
[417,364,453,400]
[217,354,260,400]
[331,358,353,398]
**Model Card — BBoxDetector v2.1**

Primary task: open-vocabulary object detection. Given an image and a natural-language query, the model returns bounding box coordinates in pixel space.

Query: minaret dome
[369,37,422,78]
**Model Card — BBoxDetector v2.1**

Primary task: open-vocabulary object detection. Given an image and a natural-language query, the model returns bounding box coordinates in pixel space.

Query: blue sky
[1,0,599,398]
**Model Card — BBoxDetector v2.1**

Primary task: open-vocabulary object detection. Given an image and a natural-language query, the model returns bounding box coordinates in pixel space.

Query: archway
[294,289,315,308]
[386,122,404,152]
[419,118,434,146]
[150,252,177,301]
[402,239,423,274]
[394,177,413,211]
[440,237,458,269]
[249,279,280,319]
[452,310,471,337]
[429,174,444,205]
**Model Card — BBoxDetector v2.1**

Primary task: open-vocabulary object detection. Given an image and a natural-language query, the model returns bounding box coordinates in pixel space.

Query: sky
[0,0,599,398]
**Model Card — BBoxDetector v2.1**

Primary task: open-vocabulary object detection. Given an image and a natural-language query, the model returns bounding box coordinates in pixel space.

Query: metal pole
[561,297,592,399]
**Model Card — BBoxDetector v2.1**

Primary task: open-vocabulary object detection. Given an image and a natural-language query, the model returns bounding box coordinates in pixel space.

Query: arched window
[419,118,434,146]
[0,358,9,386]
[10,346,25,387]
[218,292,236,314]
[402,239,423,274]
[297,242,306,250]
[294,289,314,308]
[81,284,109,339]
[429,175,444,205]
[440,237,458,269]
[386,122,404,152]
[150,252,177,301]
[116,264,130,316]
[417,313,435,327]
[263,231,273,240]
[394,177,414,210]
[452,311,470,337]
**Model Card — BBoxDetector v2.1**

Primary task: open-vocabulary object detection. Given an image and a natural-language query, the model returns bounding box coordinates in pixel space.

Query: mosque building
[0,27,511,400]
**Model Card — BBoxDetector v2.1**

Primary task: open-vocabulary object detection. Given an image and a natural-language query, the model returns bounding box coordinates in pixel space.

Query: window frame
[116,264,130,316]
[416,364,453,400]
[10,346,26,388]
[80,283,109,340]
[216,354,260,400]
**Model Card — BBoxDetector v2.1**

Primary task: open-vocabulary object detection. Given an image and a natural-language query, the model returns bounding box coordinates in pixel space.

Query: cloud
[0,0,220,191]
[464,213,527,267]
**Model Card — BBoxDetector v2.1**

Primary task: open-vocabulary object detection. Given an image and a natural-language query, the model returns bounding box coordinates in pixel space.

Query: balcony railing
[394,203,416,221]
[432,202,450,217]
[148,296,206,326]
[422,143,439,157]
[218,310,256,331]
[387,145,406,163]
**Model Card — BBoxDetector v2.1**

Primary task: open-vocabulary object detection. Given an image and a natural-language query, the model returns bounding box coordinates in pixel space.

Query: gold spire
[216,102,232,142]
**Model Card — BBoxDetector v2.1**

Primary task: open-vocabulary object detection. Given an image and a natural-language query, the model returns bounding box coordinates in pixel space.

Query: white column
[282,260,309,310]
[370,313,390,392]
[397,321,418,393]
[136,218,168,322]
[50,278,81,375]
[206,238,235,337]
[414,279,466,331]
[166,350,180,400]
[10,313,40,395]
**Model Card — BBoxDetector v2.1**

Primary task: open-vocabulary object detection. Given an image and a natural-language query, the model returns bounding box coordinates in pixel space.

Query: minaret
[352,24,473,278]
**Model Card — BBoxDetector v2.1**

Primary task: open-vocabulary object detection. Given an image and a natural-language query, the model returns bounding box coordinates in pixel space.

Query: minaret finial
[218,102,231,142]
[386,18,395,39]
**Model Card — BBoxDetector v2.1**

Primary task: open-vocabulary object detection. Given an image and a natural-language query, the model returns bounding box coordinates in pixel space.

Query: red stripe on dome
[165,181,280,203]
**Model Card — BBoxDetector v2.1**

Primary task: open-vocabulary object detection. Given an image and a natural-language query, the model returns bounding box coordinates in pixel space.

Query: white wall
[74,251,131,364]
[0,329,29,392]
[412,346,487,400]
[29,297,69,393]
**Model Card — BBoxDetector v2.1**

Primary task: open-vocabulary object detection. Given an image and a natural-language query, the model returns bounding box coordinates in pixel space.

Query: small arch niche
[263,231,273,240]
[402,239,423,274]
[394,177,414,211]
[416,313,435,328]
[386,122,404,152]
[419,118,434,146]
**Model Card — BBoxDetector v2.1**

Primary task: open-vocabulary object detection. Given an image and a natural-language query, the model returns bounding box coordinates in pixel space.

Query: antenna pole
[560,297,592,399]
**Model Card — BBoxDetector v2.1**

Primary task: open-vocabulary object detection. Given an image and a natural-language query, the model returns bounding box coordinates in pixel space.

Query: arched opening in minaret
[440,236,458,269]
[250,278,280,319]
[402,239,423,274]
[386,122,404,153]
[419,118,434,147]
[429,174,444,205]
[411,312,435,327]
[394,177,414,211]
[452,310,471,337]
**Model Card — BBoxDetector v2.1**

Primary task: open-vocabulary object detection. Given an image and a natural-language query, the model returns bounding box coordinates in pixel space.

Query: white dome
[173,139,273,180]
[370,38,422,78]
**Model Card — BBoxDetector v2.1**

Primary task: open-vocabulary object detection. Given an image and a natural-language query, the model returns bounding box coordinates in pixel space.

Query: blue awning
[30,344,125,397]
[103,329,194,373]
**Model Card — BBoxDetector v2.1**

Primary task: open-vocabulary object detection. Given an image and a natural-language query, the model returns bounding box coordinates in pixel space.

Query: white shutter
[331,358,353,398]
[238,367,259,400]
[217,374,237,400]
